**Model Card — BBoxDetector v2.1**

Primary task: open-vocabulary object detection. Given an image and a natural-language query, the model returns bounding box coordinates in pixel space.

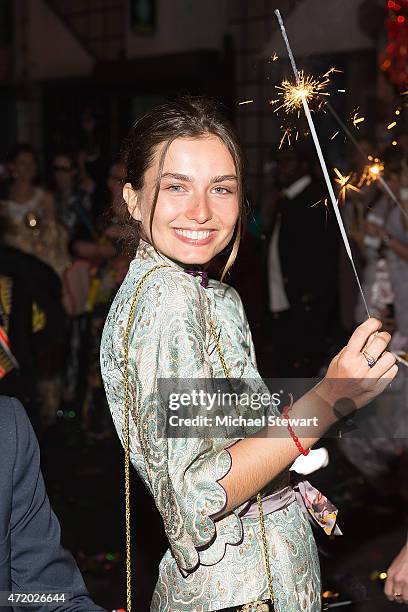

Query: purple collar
[184,269,209,288]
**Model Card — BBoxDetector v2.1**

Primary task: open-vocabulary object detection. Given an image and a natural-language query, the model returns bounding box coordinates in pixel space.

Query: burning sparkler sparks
[270,69,332,115]
[387,121,397,129]
[238,99,254,105]
[357,157,385,188]
[334,168,360,204]
[277,127,300,149]
[352,111,365,128]
[311,197,329,224]
[274,8,371,319]
[330,131,339,140]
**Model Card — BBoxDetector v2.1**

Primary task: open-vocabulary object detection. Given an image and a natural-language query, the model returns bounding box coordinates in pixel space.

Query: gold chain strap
[208,318,274,606]
[123,265,170,612]
[123,266,273,610]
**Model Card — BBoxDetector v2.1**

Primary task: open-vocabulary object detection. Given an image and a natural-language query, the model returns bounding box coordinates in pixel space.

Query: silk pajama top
[100,239,321,612]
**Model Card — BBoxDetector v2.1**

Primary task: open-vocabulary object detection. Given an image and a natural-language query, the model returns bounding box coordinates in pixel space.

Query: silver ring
[362,350,377,368]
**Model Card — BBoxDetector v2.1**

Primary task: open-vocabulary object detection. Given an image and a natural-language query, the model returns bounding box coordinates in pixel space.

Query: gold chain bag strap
[123,265,273,612]
[123,265,170,612]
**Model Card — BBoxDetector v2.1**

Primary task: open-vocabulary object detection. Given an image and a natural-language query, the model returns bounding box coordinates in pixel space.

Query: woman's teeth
[175,229,212,239]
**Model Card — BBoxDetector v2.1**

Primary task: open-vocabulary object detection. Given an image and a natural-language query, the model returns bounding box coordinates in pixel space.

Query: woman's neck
[9,182,36,204]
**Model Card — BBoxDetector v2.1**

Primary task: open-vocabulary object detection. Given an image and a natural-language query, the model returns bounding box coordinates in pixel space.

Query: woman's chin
[162,241,218,266]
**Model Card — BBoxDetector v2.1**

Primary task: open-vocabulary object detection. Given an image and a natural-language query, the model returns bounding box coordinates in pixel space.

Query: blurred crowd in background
[0,107,129,436]
[0,105,407,443]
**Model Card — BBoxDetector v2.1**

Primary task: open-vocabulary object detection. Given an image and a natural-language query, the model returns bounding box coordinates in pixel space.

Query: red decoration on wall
[380,0,408,87]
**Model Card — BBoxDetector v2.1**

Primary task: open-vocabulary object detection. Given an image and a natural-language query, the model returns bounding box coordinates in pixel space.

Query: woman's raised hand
[318,317,398,411]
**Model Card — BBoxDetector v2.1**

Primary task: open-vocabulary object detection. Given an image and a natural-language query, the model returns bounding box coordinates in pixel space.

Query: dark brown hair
[120,96,246,280]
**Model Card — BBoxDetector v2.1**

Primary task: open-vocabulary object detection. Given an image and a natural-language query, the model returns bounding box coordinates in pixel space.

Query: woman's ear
[123,183,141,221]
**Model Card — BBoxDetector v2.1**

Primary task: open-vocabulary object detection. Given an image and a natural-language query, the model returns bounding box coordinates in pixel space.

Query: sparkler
[274,9,370,319]
[333,168,360,204]
[277,127,300,149]
[352,111,365,128]
[238,99,254,105]
[271,69,331,116]
[326,102,408,221]
[357,158,385,188]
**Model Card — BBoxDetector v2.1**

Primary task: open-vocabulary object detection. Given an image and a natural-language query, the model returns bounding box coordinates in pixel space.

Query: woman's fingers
[379,363,399,382]
[367,350,397,378]
[363,331,391,360]
[346,318,382,356]
[388,545,408,604]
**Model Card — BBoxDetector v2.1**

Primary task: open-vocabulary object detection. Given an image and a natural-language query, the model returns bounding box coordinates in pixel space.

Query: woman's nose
[185,193,213,223]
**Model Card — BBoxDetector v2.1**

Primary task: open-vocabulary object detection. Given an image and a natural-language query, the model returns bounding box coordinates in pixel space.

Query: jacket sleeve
[9,398,106,612]
[108,269,244,574]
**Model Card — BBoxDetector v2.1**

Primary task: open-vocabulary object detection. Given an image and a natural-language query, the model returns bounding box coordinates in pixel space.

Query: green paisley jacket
[100,240,321,612]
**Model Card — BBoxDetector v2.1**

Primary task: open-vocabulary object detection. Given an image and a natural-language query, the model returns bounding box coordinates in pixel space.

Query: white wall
[125,0,229,58]
[15,0,229,81]
[15,0,94,81]
[262,0,375,58]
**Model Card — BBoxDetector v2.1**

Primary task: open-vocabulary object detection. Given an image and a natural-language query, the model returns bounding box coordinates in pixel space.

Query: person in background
[53,151,115,418]
[385,540,408,604]
[76,107,108,219]
[82,160,129,437]
[1,143,70,278]
[338,136,378,334]
[354,149,408,344]
[1,145,69,428]
[263,145,338,376]
[51,150,94,249]
[0,211,64,433]
[0,395,106,612]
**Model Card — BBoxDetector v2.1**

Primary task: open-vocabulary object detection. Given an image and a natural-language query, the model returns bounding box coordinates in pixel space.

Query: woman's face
[53,154,75,191]
[13,151,37,183]
[125,135,240,266]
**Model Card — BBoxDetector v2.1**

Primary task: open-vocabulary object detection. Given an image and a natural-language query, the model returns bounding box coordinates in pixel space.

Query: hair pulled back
[120,95,246,280]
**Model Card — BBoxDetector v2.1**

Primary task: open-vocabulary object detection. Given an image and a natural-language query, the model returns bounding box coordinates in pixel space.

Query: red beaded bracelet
[282,394,310,456]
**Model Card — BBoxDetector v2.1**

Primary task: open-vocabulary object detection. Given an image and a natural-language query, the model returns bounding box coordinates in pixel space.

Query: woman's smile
[172,228,217,246]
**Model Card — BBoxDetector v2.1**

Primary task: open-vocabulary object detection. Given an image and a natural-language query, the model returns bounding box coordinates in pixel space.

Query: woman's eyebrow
[160,172,238,183]
[161,172,192,182]
[210,175,238,183]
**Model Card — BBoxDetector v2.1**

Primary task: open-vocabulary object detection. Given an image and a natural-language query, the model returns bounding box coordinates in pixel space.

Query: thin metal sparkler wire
[326,102,408,221]
[274,9,371,319]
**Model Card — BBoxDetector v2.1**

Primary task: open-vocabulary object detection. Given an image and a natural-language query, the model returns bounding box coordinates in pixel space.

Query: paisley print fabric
[100,240,321,611]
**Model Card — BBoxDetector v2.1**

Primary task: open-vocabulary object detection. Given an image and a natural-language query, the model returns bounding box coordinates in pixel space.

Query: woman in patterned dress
[100,97,398,612]
[1,143,70,278]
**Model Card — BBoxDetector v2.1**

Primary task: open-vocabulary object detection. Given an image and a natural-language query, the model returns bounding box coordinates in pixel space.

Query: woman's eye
[167,185,184,192]
[212,186,231,194]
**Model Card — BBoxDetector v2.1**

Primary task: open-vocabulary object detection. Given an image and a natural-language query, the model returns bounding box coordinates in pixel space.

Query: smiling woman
[100,97,397,612]
[123,135,239,268]
[118,97,245,278]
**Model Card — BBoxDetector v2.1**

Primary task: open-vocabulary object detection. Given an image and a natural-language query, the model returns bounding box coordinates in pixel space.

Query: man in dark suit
[0,395,106,611]
[0,206,66,433]
[263,146,339,377]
